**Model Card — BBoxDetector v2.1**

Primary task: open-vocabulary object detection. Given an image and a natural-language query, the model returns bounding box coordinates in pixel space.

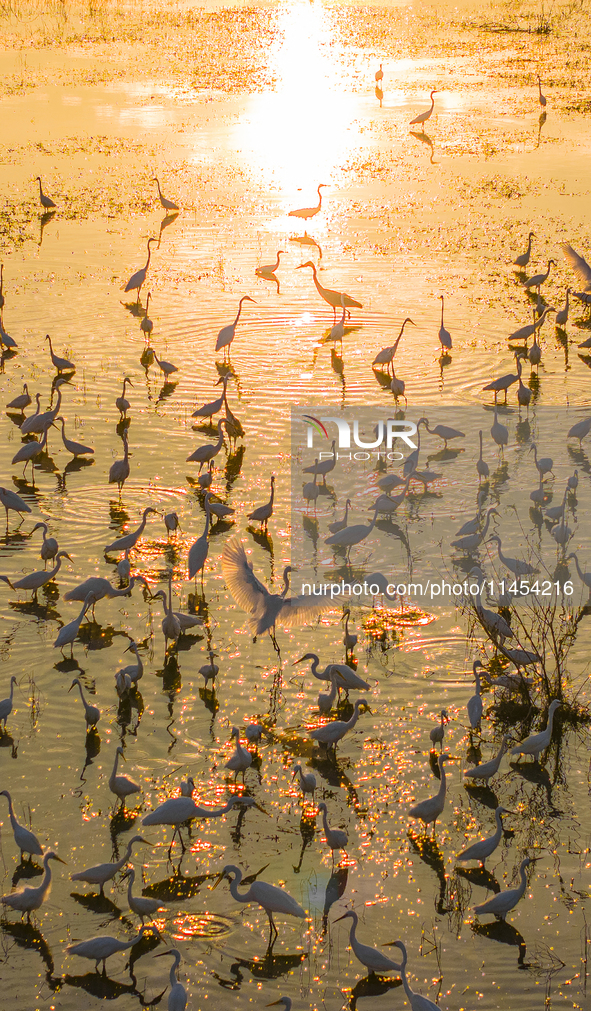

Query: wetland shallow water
[1,1,591,1009]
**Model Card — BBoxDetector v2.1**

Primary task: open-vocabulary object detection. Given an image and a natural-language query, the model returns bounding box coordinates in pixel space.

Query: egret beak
[266,1002,286,1007]
[210,871,225,891]
[52,854,67,864]
[333,913,350,923]
[291,655,307,666]
[154,950,175,958]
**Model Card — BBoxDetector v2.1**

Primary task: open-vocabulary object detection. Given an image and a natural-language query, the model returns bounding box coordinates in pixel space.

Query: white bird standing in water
[437,295,452,350]
[456,806,512,865]
[409,754,457,831]
[109,430,130,490]
[225,727,252,775]
[36,176,56,209]
[116,377,133,417]
[409,89,437,128]
[293,653,370,690]
[334,909,402,974]
[513,232,535,268]
[464,735,509,782]
[123,867,168,923]
[292,763,317,800]
[288,184,327,219]
[53,593,96,653]
[429,709,448,749]
[248,475,276,528]
[104,507,158,554]
[467,661,484,729]
[0,789,43,859]
[310,698,371,749]
[215,296,256,354]
[69,678,100,728]
[1,850,65,917]
[65,925,158,972]
[71,835,148,894]
[317,803,348,857]
[30,521,58,565]
[474,856,538,919]
[256,251,284,277]
[537,75,547,107]
[142,795,253,849]
[297,261,362,316]
[387,941,440,1011]
[153,177,179,211]
[510,700,561,761]
[122,237,157,301]
[57,417,94,457]
[154,948,186,1010]
[213,864,307,940]
[109,746,141,806]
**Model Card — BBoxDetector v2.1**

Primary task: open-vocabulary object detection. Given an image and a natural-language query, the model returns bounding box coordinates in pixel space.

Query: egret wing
[561,242,591,291]
[222,539,271,616]
[275,591,335,627]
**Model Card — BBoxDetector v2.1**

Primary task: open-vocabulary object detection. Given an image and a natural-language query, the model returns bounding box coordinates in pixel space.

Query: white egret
[69,678,100,728]
[372,317,415,373]
[317,803,348,856]
[567,552,591,596]
[188,494,212,580]
[456,806,512,865]
[476,430,489,480]
[471,589,514,640]
[429,710,448,750]
[567,415,591,442]
[222,539,332,637]
[528,332,542,368]
[142,795,253,848]
[186,419,227,469]
[71,835,148,894]
[192,376,229,421]
[21,385,63,437]
[256,250,284,276]
[31,521,58,565]
[418,417,464,447]
[292,764,316,799]
[325,505,379,557]
[141,292,153,339]
[152,349,178,378]
[7,384,31,412]
[487,533,539,577]
[245,723,264,744]
[387,940,439,1011]
[0,487,32,523]
[116,377,133,417]
[153,177,178,211]
[297,262,362,315]
[1,850,65,917]
[122,237,157,300]
[516,357,532,407]
[109,746,141,806]
[215,296,256,354]
[104,507,158,554]
[0,550,73,595]
[154,948,186,1011]
[302,467,320,508]
[53,593,96,651]
[288,184,327,219]
[65,574,148,603]
[335,910,401,974]
[164,512,179,537]
[467,661,484,729]
[328,498,352,534]
[490,406,508,449]
[45,335,74,373]
[310,698,371,749]
[437,295,452,350]
[180,777,195,797]
[530,443,553,480]
[303,441,337,483]
[408,753,457,831]
[109,430,130,490]
[474,856,537,919]
[198,651,219,687]
[248,475,275,528]
[343,608,358,651]
[66,924,158,972]
[450,507,497,552]
[524,259,555,290]
[11,428,50,474]
[537,75,547,107]
[213,864,307,939]
[20,393,41,434]
[464,735,509,782]
[409,89,437,129]
[375,63,383,82]
[0,789,43,859]
[35,176,56,209]
[293,653,370,690]
[511,700,560,761]
[116,640,144,687]
[513,232,535,268]
[122,867,166,923]
[151,590,181,650]
[508,306,555,344]
[318,672,338,713]
[225,727,252,775]
[0,676,18,730]
[555,288,570,327]
[117,550,131,582]
[57,416,94,457]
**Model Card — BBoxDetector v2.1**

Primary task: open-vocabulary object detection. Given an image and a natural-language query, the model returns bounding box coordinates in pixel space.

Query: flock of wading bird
[0,71,589,1011]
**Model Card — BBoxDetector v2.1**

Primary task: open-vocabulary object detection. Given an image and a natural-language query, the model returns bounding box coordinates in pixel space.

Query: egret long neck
[40,855,54,898]
[229,871,251,903]
[110,750,120,786]
[437,764,447,800]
